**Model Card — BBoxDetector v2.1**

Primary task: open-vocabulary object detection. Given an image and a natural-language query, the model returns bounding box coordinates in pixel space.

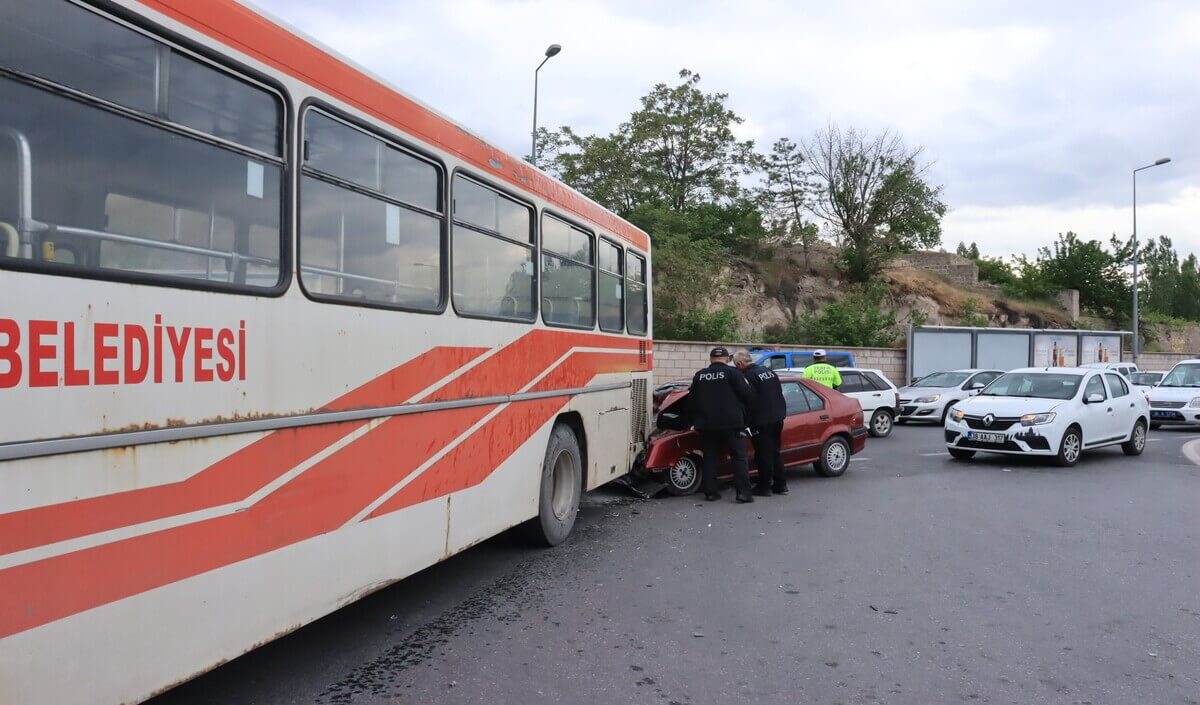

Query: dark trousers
[751,421,786,492]
[700,428,751,497]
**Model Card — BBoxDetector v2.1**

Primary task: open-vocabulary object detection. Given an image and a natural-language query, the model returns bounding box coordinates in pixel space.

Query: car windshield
[912,371,971,388]
[980,372,1082,400]
[1130,372,1162,386]
[1159,364,1200,387]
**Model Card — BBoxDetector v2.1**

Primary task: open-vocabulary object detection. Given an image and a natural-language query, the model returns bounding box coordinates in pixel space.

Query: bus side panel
[0,496,449,705]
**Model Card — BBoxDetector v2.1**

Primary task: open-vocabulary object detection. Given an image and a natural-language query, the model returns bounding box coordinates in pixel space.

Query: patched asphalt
[152,425,1200,705]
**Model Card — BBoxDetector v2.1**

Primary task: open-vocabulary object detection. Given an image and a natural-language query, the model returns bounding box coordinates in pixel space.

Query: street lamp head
[544,44,562,58]
[1154,157,1172,166]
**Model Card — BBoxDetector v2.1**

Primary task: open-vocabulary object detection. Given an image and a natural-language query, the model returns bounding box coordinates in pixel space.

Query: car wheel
[664,455,702,496]
[1055,425,1083,467]
[518,423,582,546]
[814,436,851,477]
[948,448,976,461]
[1149,422,1162,431]
[868,409,893,438]
[1121,420,1147,456]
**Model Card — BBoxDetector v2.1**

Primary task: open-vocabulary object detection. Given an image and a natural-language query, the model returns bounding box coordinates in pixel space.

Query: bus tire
[519,423,583,547]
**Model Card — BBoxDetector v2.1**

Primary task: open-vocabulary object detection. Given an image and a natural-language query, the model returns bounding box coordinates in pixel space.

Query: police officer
[689,346,756,503]
[733,350,788,496]
[803,349,842,389]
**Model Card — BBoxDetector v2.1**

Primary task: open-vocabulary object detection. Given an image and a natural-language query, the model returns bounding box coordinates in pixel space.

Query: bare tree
[803,125,946,281]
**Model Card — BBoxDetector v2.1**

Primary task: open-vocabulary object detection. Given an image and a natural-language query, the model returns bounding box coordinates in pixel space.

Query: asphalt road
[152,424,1200,705]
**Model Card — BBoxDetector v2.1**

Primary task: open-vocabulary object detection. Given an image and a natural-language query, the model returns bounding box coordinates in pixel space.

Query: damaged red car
[642,375,868,495]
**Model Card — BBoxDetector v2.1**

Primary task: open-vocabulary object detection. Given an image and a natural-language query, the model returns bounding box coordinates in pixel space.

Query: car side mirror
[1085,393,1104,404]
[968,382,985,390]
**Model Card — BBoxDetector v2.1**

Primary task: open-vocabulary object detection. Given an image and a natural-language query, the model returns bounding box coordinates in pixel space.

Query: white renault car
[896,369,1004,424]
[1147,360,1200,428]
[944,367,1149,466]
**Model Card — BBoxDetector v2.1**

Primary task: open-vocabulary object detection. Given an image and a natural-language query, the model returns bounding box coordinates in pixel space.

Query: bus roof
[137,0,650,251]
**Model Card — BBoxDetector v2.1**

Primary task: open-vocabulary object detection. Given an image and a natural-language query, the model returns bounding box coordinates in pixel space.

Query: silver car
[897,369,1004,425]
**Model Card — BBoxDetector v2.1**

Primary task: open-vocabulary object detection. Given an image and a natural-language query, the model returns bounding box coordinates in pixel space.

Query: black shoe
[735,494,755,504]
[772,487,790,495]
[704,493,722,502]
[753,488,772,497]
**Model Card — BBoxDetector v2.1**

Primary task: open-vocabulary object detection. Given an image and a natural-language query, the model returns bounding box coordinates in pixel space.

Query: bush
[763,284,900,347]
[655,306,739,342]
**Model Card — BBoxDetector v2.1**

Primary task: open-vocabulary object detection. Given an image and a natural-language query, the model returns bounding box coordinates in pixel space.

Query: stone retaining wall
[653,340,907,386]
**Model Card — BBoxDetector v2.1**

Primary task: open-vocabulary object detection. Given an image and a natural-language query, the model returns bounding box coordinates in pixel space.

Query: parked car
[750,347,856,371]
[1146,360,1200,428]
[945,367,1149,466]
[896,369,1004,425]
[1130,371,1165,387]
[785,367,900,438]
[1079,361,1139,379]
[644,376,868,495]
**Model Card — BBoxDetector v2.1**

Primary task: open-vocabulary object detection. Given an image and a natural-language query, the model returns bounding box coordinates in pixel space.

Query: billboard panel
[1033,333,1078,368]
[1080,335,1120,364]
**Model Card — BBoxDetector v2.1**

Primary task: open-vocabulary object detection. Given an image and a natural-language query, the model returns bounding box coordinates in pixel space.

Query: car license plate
[966,431,1006,444]
[1151,410,1179,419]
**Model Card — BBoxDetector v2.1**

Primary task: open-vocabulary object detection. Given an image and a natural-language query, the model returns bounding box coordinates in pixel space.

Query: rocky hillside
[716,244,1075,342]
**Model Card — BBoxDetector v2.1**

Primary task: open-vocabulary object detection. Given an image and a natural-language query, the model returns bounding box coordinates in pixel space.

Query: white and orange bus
[0,2,653,703]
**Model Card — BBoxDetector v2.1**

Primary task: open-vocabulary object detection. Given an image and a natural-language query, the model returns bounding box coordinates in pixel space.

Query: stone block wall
[653,340,907,387]
[1129,351,1199,372]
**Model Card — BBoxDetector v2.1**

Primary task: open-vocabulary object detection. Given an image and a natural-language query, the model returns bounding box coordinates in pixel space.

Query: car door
[764,354,789,371]
[1079,374,1113,445]
[1105,373,1138,439]
[839,371,880,413]
[779,381,822,466]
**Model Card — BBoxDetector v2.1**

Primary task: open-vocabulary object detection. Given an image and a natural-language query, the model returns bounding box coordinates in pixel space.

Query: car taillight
[894,392,900,408]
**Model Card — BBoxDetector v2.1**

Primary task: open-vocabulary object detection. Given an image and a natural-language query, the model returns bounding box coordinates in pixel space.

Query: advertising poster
[1033,333,1077,367]
[1080,335,1120,364]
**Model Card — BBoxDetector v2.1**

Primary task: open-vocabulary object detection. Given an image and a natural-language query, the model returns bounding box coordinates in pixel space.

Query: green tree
[764,284,900,347]
[1005,232,1131,318]
[802,125,946,281]
[543,70,757,216]
[651,232,741,340]
[760,137,821,270]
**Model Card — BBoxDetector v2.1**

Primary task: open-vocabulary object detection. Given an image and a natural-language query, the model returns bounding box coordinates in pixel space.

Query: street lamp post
[1131,157,1171,363]
[531,44,562,168]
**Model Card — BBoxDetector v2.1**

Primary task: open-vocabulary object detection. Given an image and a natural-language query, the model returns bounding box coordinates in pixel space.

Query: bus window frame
[448,167,539,324]
[0,0,293,297]
[296,100,449,314]
[539,208,597,331]
[597,234,625,334]
[625,249,649,336]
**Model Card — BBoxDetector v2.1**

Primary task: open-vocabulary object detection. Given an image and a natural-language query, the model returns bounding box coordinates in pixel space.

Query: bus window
[598,239,624,333]
[0,1,284,290]
[541,214,595,328]
[451,175,535,321]
[299,110,443,310]
[626,251,648,335]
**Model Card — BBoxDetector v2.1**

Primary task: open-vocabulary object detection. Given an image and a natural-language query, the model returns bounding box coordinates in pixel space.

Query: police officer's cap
[813,349,827,357]
[709,346,730,358]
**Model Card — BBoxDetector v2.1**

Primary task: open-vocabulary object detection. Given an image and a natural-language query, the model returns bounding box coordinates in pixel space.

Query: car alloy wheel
[869,410,893,438]
[1057,427,1082,467]
[666,456,702,496]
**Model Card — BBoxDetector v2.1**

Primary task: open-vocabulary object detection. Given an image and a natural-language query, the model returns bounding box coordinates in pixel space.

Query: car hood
[954,396,1066,416]
[898,385,955,398]
[1149,387,1200,403]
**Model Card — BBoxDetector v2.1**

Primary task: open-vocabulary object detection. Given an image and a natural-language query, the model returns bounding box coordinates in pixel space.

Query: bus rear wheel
[519,423,583,547]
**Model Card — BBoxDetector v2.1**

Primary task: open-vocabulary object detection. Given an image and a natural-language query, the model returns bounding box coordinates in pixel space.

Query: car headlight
[1189,397,1200,408]
[1020,412,1056,426]
[950,409,966,422]
[914,394,941,403]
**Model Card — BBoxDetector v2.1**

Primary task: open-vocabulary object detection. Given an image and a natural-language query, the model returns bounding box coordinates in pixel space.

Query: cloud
[252,0,1197,256]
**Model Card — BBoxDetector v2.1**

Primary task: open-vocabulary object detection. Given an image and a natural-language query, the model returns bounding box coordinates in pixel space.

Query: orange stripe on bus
[136,0,650,251]
[0,351,642,638]
[0,346,486,557]
[369,350,639,517]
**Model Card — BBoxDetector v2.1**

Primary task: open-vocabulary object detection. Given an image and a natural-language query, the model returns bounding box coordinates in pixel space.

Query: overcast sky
[255,0,1197,259]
